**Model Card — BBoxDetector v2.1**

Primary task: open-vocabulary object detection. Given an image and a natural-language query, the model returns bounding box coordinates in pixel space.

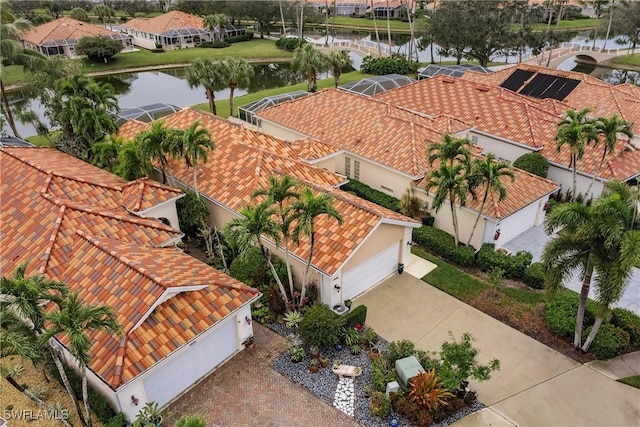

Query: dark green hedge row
[585,324,630,360]
[523,262,545,289]
[341,180,400,212]
[412,226,475,267]
[477,243,533,279]
[275,37,307,51]
[611,308,640,346]
[200,40,230,48]
[360,53,419,75]
[225,32,254,43]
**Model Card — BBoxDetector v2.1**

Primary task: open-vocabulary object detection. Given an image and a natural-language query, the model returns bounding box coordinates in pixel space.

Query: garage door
[143,317,237,407]
[342,242,400,300]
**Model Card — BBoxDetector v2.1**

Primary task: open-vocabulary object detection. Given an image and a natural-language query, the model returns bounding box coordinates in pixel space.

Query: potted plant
[333,359,342,370]
[134,401,163,427]
[290,346,306,363]
[318,354,330,368]
[309,345,320,359]
[397,263,404,274]
[309,358,320,373]
[369,343,381,361]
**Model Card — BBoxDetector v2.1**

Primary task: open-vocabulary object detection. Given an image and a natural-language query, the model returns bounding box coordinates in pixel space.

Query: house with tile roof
[20,17,133,58]
[121,10,214,50]
[256,88,559,247]
[117,108,421,304]
[1,147,260,420]
[373,74,640,198]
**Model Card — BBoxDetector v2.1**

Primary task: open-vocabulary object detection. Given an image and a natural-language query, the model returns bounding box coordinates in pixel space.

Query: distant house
[1,147,259,420]
[20,17,133,58]
[118,108,420,305]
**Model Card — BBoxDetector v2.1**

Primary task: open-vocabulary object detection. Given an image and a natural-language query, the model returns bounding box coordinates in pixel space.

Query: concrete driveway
[355,274,640,426]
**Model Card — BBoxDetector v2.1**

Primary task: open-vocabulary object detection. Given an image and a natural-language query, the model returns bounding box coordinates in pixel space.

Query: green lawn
[618,375,640,389]
[612,54,640,66]
[25,131,59,147]
[531,18,597,31]
[192,70,373,118]
[326,16,422,31]
[1,65,30,86]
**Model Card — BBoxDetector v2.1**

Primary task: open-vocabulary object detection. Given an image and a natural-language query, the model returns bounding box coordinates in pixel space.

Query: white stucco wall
[139,197,182,231]
[493,199,546,247]
[338,153,417,197]
[547,163,605,199]
[259,120,306,142]
[466,131,534,163]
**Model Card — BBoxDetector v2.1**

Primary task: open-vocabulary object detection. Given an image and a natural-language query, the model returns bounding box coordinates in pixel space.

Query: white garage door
[342,242,400,300]
[143,317,237,407]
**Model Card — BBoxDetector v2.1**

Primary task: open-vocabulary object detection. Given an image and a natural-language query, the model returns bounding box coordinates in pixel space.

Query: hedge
[228,246,287,287]
[523,262,545,289]
[275,37,306,51]
[584,323,630,360]
[513,152,550,178]
[360,53,419,75]
[299,304,346,349]
[412,226,475,267]
[200,40,230,48]
[341,180,400,212]
[545,292,597,338]
[477,243,533,279]
[225,32,254,43]
[611,308,640,346]
[344,304,367,329]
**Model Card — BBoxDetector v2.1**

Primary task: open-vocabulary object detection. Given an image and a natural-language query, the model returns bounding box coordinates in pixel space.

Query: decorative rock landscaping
[333,377,355,417]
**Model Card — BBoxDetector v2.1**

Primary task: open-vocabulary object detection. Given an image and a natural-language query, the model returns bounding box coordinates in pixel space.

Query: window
[380,185,394,193]
[354,160,360,181]
[345,157,351,178]
[471,135,479,144]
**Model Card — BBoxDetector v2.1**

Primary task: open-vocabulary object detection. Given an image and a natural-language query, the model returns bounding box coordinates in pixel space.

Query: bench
[332,364,362,377]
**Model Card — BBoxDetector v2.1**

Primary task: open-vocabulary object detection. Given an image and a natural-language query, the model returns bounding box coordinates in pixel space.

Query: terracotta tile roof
[21,17,115,45]
[1,148,182,277]
[121,11,205,34]
[121,178,183,212]
[116,108,418,275]
[461,64,640,133]
[55,233,257,388]
[415,153,559,220]
[116,119,149,141]
[258,89,472,176]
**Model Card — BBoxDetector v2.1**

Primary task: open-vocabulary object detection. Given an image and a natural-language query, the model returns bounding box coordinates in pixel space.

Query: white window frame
[354,160,360,181]
[345,157,351,178]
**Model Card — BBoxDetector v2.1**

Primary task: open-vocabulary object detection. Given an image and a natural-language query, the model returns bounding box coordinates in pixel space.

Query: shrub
[387,339,416,363]
[226,32,254,43]
[275,37,306,51]
[299,304,346,349]
[344,304,367,329]
[360,53,419,75]
[409,370,454,412]
[70,7,90,22]
[391,391,433,426]
[421,213,435,227]
[176,191,209,237]
[523,262,545,289]
[611,308,640,346]
[513,152,550,178]
[584,324,630,360]
[476,243,532,279]
[411,226,474,267]
[370,391,391,418]
[77,36,124,62]
[104,413,128,427]
[341,180,400,212]
[200,40,230,48]
[371,355,396,392]
[545,292,597,338]
[266,283,288,316]
[229,247,268,286]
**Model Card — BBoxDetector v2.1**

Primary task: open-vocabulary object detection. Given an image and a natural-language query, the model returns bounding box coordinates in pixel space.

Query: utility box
[386,380,400,397]
[395,356,424,387]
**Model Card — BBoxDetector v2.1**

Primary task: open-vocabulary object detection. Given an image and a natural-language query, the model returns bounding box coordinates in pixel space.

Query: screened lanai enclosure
[33,33,133,57]
[238,91,310,126]
[339,74,415,97]
[418,64,492,80]
[114,103,182,126]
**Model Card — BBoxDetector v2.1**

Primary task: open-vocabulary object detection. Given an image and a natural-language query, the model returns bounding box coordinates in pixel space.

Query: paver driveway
[163,324,359,427]
[355,274,640,426]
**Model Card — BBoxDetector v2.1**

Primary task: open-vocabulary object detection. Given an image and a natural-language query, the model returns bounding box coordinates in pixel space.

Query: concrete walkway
[586,351,640,380]
[355,274,640,426]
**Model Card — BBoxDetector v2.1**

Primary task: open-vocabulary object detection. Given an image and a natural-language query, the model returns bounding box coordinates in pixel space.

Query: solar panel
[518,73,580,101]
[544,77,580,101]
[500,69,535,92]
[519,73,555,98]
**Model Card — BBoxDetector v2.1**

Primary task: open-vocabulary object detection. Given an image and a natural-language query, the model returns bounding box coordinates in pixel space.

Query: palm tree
[93,4,115,30]
[328,50,352,87]
[252,175,300,304]
[425,162,469,247]
[43,292,122,427]
[181,121,214,198]
[136,120,173,183]
[114,139,147,181]
[222,57,253,118]
[1,11,47,138]
[204,13,230,41]
[555,108,598,199]
[601,0,616,51]
[583,0,609,49]
[290,188,343,307]
[185,59,227,115]
[467,153,515,245]
[427,134,471,167]
[92,135,124,172]
[224,202,291,306]
[291,43,328,92]
[586,114,633,195]
[0,264,86,425]
[370,0,382,56]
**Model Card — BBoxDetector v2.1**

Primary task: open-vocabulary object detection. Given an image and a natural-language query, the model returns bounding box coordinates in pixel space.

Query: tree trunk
[192,165,199,198]
[581,316,603,352]
[602,2,614,51]
[206,88,217,115]
[1,80,22,139]
[4,376,73,427]
[213,226,228,271]
[586,148,608,196]
[300,231,315,307]
[279,0,287,35]
[334,68,341,88]
[449,199,460,246]
[259,241,290,306]
[467,191,488,246]
[386,0,392,54]
[591,16,599,50]
[574,260,594,348]
[572,154,577,199]
[81,367,92,427]
[324,0,330,47]
[371,0,382,57]
[283,235,295,306]
[540,2,555,65]
[50,345,87,427]
[229,85,236,118]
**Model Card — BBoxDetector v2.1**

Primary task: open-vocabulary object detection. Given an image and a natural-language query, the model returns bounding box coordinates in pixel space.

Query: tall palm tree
[224,202,290,305]
[252,175,300,304]
[222,57,253,118]
[93,4,115,30]
[555,108,598,199]
[291,43,328,92]
[181,121,214,198]
[328,50,352,88]
[370,0,382,56]
[425,162,469,247]
[0,264,86,426]
[586,114,633,195]
[204,13,230,41]
[92,135,125,172]
[43,292,122,427]
[466,153,515,245]
[1,12,47,138]
[427,134,471,167]
[583,0,609,49]
[114,139,147,181]
[601,0,616,51]
[290,188,343,307]
[137,120,173,183]
[185,58,227,115]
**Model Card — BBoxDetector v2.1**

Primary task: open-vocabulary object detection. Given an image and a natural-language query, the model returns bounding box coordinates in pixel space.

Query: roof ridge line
[38,201,66,276]
[111,336,128,388]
